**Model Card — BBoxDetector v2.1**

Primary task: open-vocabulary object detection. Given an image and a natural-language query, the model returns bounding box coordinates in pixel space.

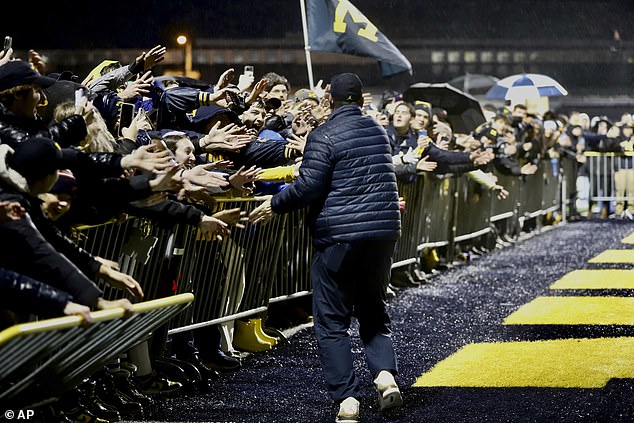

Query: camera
[492,140,509,157]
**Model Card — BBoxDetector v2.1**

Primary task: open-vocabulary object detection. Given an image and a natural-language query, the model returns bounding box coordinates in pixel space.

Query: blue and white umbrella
[485,73,568,100]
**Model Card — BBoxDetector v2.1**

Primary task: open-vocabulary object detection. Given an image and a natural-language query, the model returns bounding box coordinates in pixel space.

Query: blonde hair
[54,101,118,153]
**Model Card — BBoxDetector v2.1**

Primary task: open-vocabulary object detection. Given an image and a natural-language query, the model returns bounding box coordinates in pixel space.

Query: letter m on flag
[306,0,412,78]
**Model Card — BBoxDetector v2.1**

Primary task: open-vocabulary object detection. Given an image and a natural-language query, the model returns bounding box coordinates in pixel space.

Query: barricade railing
[391,156,573,268]
[453,173,493,244]
[69,156,575,335]
[490,172,521,238]
[268,208,314,303]
[393,175,426,267]
[0,293,194,409]
[560,154,578,223]
[73,198,289,334]
[585,152,634,206]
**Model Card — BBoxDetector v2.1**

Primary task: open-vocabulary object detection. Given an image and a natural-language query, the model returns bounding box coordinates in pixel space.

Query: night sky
[5,0,634,50]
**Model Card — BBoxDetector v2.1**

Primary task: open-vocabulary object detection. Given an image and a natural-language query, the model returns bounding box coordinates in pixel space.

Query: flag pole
[299,0,315,89]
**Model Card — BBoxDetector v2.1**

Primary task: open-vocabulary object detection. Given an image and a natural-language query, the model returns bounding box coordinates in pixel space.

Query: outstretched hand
[216,68,235,90]
[246,78,269,104]
[0,200,25,223]
[0,47,13,66]
[121,144,174,173]
[182,163,231,190]
[469,149,494,166]
[286,133,307,154]
[213,207,248,229]
[200,122,254,153]
[199,215,230,241]
[416,155,438,172]
[119,71,153,102]
[249,196,275,224]
[98,264,144,298]
[494,185,509,200]
[520,163,538,175]
[138,45,166,71]
[228,165,263,194]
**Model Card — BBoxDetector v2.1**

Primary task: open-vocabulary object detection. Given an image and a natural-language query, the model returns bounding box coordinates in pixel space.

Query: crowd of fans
[0,43,633,421]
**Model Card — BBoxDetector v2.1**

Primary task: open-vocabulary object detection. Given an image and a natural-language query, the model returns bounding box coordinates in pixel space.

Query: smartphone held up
[3,36,12,54]
[118,102,135,137]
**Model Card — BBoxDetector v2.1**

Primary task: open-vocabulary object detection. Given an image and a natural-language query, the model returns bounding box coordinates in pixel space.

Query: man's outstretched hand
[249,196,275,224]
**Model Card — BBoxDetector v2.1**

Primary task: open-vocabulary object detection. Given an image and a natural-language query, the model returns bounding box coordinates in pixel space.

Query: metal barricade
[542,158,561,215]
[586,152,634,214]
[490,171,521,239]
[68,156,570,337]
[418,173,456,252]
[269,208,314,303]
[453,173,493,244]
[73,198,289,334]
[393,176,426,267]
[518,168,544,225]
[560,155,578,222]
[0,293,193,408]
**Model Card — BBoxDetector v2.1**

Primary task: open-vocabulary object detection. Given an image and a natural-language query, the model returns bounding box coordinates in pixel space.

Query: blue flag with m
[307,0,412,78]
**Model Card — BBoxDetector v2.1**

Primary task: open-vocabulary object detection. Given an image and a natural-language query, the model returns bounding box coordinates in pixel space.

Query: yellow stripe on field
[503,296,634,325]
[550,269,634,290]
[413,337,634,388]
[588,249,634,263]
[622,232,634,244]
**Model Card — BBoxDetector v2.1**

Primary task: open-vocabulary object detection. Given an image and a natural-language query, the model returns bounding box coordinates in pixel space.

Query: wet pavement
[149,219,634,423]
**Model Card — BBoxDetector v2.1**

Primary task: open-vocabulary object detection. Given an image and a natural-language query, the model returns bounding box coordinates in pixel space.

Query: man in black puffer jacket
[250,73,402,422]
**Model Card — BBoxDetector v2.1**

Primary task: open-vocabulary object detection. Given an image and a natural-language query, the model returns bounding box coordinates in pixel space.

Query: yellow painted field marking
[621,232,634,244]
[503,296,634,325]
[413,337,634,388]
[550,269,634,290]
[588,249,634,263]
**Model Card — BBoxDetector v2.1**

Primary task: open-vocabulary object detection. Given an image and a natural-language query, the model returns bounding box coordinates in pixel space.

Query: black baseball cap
[0,61,57,92]
[329,73,363,102]
[8,136,64,184]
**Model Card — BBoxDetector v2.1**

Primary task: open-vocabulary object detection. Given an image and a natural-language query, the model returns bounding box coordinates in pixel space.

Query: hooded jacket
[0,145,102,307]
[271,104,401,248]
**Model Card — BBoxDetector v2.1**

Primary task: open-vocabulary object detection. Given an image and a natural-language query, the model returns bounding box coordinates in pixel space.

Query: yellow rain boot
[250,318,278,346]
[232,319,274,352]
[423,247,440,271]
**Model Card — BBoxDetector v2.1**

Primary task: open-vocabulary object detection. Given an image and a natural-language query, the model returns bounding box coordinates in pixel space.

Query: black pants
[311,240,398,402]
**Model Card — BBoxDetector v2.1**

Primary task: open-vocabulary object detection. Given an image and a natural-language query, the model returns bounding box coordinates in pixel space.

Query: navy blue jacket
[271,104,401,248]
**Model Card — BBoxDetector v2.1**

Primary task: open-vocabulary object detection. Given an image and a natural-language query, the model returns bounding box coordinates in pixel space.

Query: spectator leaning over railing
[0,136,137,313]
[386,100,492,182]
[0,199,93,326]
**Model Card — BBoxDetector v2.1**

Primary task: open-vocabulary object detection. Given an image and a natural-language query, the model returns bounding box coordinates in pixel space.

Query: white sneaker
[373,370,403,411]
[336,397,360,423]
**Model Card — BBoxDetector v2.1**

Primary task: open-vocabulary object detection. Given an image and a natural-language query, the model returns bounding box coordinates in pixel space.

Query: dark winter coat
[271,104,401,248]
[0,102,87,148]
[0,267,72,317]
[0,145,102,306]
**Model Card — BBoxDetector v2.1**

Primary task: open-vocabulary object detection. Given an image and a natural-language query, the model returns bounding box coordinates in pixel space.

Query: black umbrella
[447,73,499,95]
[403,82,486,134]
